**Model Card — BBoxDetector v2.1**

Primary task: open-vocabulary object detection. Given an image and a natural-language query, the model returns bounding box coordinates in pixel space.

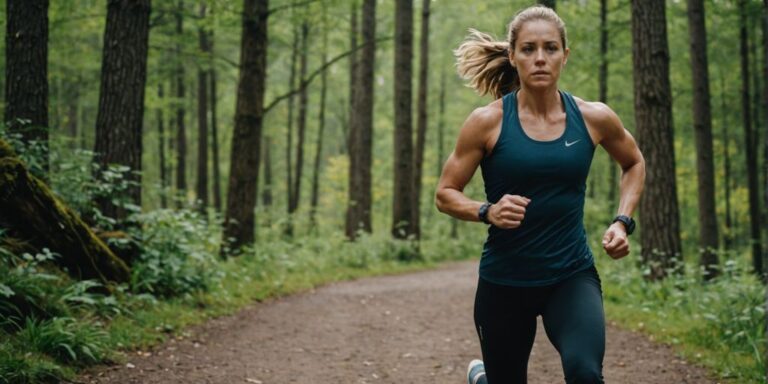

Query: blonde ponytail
[454,29,518,99]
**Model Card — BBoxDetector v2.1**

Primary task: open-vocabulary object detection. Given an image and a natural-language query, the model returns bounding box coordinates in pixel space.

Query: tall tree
[347,2,358,155]
[175,0,187,206]
[4,0,49,171]
[600,0,617,210]
[345,0,376,240]
[311,16,329,228]
[93,0,151,221]
[686,0,719,280]
[412,0,431,240]
[196,3,210,213]
[291,21,310,214]
[285,26,300,215]
[392,0,415,239]
[158,83,168,209]
[631,0,682,280]
[222,0,269,254]
[210,36,222,213]
[762,0,768,281]
[262,135,273,207]
[720,77,734,251]
[739,0,763,275]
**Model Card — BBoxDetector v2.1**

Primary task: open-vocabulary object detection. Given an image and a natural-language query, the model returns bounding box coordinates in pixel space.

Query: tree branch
[265,35,392,114]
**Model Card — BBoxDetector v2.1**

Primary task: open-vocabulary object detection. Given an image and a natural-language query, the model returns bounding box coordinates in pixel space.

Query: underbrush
[598,250,765,383]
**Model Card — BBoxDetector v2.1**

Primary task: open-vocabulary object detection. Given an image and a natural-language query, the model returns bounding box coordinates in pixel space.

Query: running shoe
[467,359,487,384]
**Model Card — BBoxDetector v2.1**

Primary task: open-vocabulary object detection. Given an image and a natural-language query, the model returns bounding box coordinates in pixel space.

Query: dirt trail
[82,261,715,384]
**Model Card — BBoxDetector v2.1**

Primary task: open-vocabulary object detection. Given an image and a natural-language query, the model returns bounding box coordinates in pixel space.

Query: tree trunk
[538,0,555,10]
[739,0,763,276]
[0,140,130,284]
[762,0,768,282]
[687,0,720,280]
[600,0,617,212]
[262,135,273,207]
[392,0,415,240]
[347,2,358,156]
[345,0,375,240]
[310,20,329,228]
[291,22,310,214]
[4,0,49,172]
[209,38,222,213]
[286,26,299,215]
[222,0,268,254]
[720,78,734,251]
[158,83,167,209]
[93,0,151,221]
[631,0,682,280]
[175,1,187,207]
[412,0,430,241]
[196,4,209,214]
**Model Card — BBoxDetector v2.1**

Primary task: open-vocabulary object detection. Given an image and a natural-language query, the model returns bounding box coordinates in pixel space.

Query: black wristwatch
[478,202,493,225]
[612,215,636,235]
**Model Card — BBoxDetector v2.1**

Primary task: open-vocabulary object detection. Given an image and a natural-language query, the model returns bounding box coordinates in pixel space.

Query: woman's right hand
[488,194,531,229]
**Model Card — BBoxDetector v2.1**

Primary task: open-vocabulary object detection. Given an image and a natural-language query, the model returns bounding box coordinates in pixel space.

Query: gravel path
[81,261,715,383]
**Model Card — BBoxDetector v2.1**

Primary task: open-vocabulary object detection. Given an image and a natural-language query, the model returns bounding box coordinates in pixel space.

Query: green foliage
[600,254,765,383]
[129,209,221,298]
[0,249,69,326]
[0,342,63,384]
[15,317,109,365]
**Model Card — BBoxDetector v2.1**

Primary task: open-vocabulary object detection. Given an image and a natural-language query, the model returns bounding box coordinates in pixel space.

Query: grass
[597,249,765,383]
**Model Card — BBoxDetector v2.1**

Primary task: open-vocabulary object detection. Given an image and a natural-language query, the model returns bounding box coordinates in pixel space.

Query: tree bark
[739,0,763,276]
[175,1,187,207]
[262,135,273,207]
[4,0,49,172]
[209,37,222,213]
[631,0,683,280]
[600,0,617,211]
[310,22,328,229]
[93,0,151,221]
[720,78,734,251]
[345,0,375,240]
[291,22,310,214]
[346,1,358,156]
[412,0,430,241]
[0,140,130,284]
[686,0,720,280]
[196,3,209,213]
[222,0,268,254]
[286,26,299,215]
[392,0,415,240]
[158,83,168,209]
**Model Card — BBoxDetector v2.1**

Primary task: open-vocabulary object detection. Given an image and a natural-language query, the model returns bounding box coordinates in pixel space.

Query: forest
[0,0,766,382]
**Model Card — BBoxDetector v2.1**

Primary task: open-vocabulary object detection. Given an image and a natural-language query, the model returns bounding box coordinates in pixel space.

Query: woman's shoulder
[460,98,504,134]
[570,95,623,135]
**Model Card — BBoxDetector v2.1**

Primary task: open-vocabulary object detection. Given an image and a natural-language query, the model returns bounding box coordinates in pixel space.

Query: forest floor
[79,261,716,384]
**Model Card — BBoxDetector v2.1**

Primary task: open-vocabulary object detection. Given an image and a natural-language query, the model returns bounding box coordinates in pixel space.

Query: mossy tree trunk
[0,140,130,284]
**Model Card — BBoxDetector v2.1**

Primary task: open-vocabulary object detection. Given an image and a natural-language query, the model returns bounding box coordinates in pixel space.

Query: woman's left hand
[602,223,630,259]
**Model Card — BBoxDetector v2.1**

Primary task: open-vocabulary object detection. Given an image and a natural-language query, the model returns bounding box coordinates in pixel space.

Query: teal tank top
[479,90,596,286]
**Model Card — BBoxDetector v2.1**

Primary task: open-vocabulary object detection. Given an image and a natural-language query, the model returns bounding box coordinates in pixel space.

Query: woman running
[435,5,645,384]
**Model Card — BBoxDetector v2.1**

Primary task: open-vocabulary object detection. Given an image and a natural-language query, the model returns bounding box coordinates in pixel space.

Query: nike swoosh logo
[565,140,580,147]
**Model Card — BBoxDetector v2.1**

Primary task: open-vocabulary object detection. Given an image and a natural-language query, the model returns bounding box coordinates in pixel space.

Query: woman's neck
[517,86,562,118]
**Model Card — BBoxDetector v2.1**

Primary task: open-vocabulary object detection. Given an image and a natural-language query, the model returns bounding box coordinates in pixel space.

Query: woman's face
[509,19,569,90]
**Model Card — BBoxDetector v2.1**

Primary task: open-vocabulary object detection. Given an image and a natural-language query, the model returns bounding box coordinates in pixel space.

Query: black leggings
[473,265,605,384]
